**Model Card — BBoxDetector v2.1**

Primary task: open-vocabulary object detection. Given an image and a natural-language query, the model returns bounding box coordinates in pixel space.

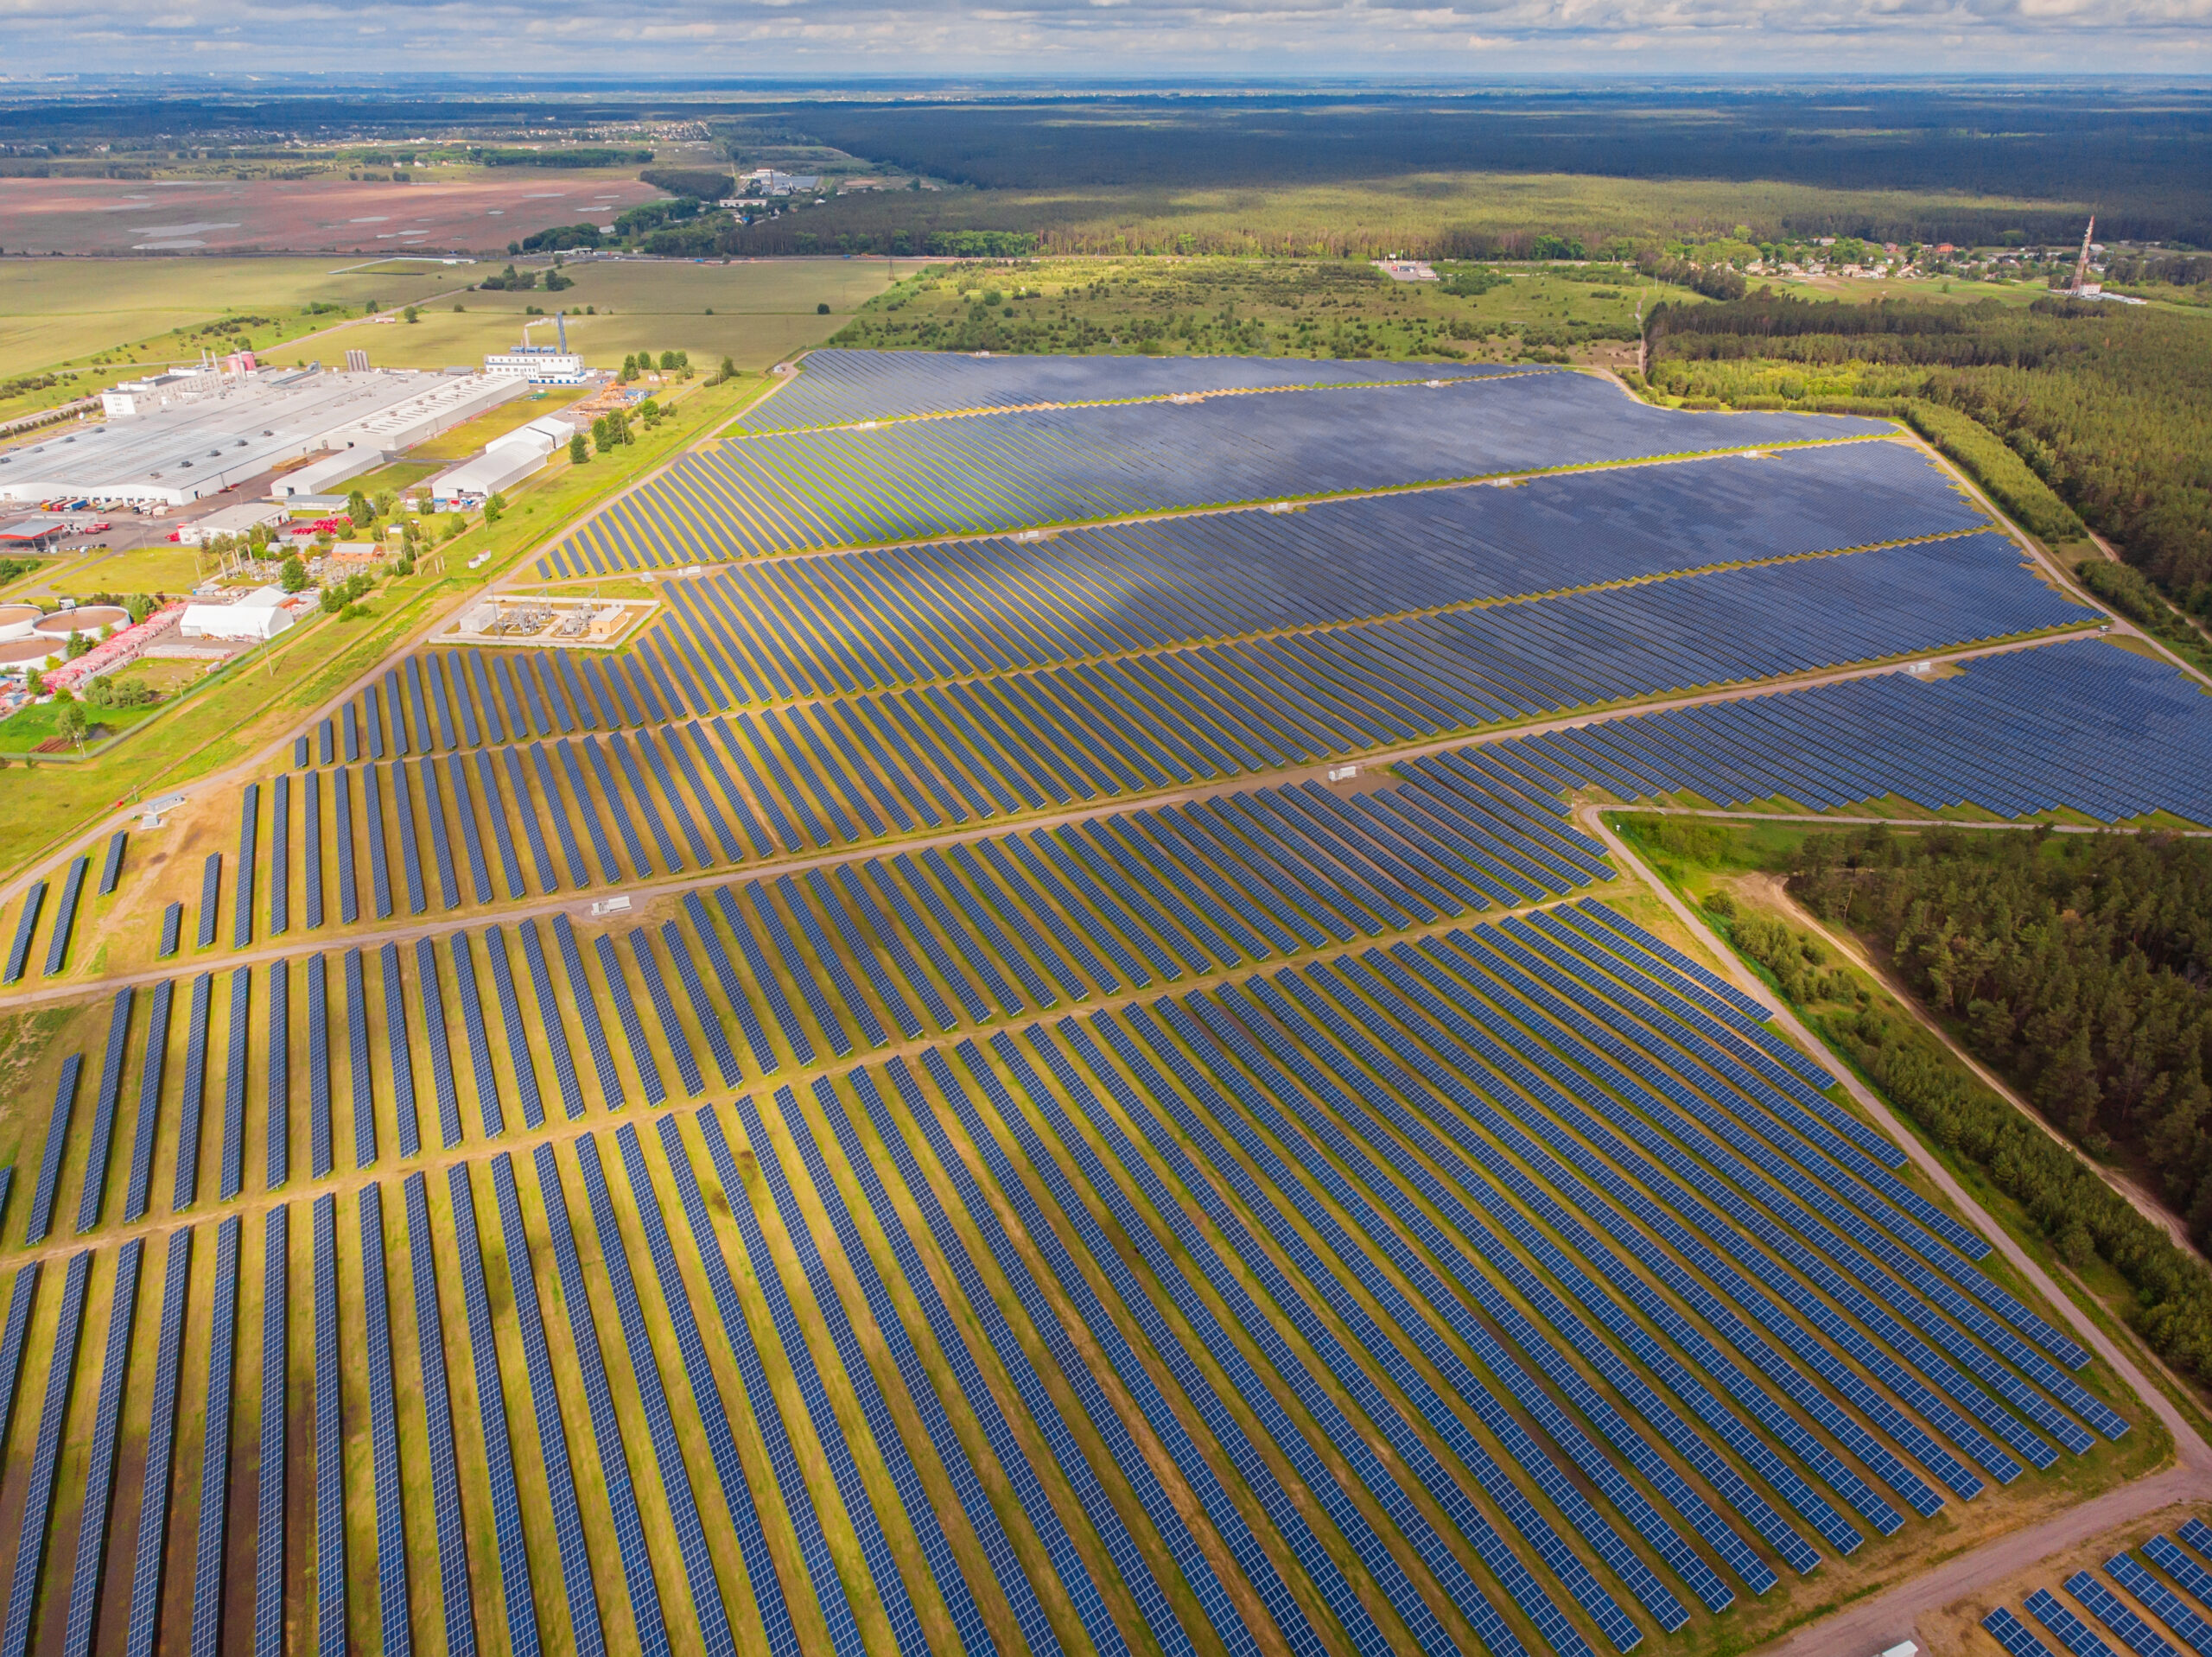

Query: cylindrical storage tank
[31,605,127,638]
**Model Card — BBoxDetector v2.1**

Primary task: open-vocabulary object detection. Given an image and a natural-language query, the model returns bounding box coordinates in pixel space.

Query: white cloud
[0,0,2202,68]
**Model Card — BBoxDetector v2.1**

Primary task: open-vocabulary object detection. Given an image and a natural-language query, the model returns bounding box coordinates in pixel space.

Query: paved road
[1584,809,2212,1655]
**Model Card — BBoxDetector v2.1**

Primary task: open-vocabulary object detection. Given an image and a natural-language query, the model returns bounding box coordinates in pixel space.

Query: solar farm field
[544,369,1897,574]
[0,348,2198,1657]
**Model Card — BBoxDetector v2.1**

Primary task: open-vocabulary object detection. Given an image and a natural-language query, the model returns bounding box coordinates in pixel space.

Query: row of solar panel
[548,372,1889,570]
[301,644,694,769]
[1984,1521,2212,1655]
[732,346,1534,431]
[0,939,2132,1657]
[1494,636,2212,828]
[649,441,1986,706]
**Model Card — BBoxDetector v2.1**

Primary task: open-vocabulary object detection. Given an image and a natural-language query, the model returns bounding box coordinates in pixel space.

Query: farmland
[0,346,2206,1657]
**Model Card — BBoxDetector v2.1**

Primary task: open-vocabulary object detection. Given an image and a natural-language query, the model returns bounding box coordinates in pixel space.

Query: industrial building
[178,587,296,642]
[429,413,578,508]
[483,346,587,385]
[0,366,531,508]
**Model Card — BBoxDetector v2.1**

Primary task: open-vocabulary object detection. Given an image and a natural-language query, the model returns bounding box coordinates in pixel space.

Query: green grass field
[305,258,893,376]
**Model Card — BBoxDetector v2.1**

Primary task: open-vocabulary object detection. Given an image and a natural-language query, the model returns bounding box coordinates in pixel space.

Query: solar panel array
[188,1218,239,1657]
[1487,636,2212,827]
[553,371,1891,571]
[736,346,1535,430]
[0,354,2174,1657]
[43,855,88,977]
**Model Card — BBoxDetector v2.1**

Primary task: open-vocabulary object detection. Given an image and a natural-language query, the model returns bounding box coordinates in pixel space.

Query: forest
[1645,293,2212,619]
[786,88,2212,244]
[1795,828,2212,1222]
[1651,820,2212,1387]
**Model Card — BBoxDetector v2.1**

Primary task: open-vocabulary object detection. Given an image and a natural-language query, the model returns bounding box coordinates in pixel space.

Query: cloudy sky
[5,0,2206,76]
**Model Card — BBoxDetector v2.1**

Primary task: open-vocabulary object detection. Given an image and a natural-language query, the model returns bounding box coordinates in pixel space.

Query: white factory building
[0,367,531,508]
[429,414,579,509]
[482,346,587,386]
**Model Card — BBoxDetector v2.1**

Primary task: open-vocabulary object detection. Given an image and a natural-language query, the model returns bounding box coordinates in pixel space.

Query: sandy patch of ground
[0,173,661,256]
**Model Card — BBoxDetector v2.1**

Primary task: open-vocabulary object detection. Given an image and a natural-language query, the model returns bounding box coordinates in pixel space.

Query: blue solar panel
[312,1192,346,1657]
[1352,945,1931,1525]
[638,1117,862,1656]
[748,879,848,1055]
[486,1156,604,1657]
[2069,1571,2180,1657]
[928,1044,1336,1655]
[508,921,580,1122]
[2002,1582,2116,1655]
[415,938,461,1149]
[374,943,419,1159]
[2107,1556,2212,1656]
[583,1123,774,1654]
[803,1071,1144,1656]
[591,932,664,1104]
[333,767,359,925]
[257,1203,289,1654]
[361,765,393,920]
[1,1251,92,1657]
[124,979,173,1222]
[181,1217,239,1654]
[60,1239,143,1657]
[393,759,429,915]
[0,1264,38,1471]
[421,756,461,910]
[270,776,290,937]
[48,854,92,973]
[1213,979,1729,1618]
[233,784,258,949]
[626,928,704,1097]
[2148,1535,2212,1616]
[483,925,544,1130]
[526,1145,677,1657]
[657,899,761,1084]
[99,830,126,897]
[127,1226,194,1657]
[340,948,374,1168]
[444,1165,541,1657]
[551,914,621,1109]
[502,748,559,895]
[1133,1002,1618,1654]
[474,752,525,899]
[449,931,505,1138]
[657,920,740,1086]
[402,1173,477,1657]
[358,1185,412,1655]
[307,953,333,1178]
[25,1054,81,1245]
[76,986,137,1233]
[450,753,494,904]
[2,880,43,982]
[1987,1608,2061,1657]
